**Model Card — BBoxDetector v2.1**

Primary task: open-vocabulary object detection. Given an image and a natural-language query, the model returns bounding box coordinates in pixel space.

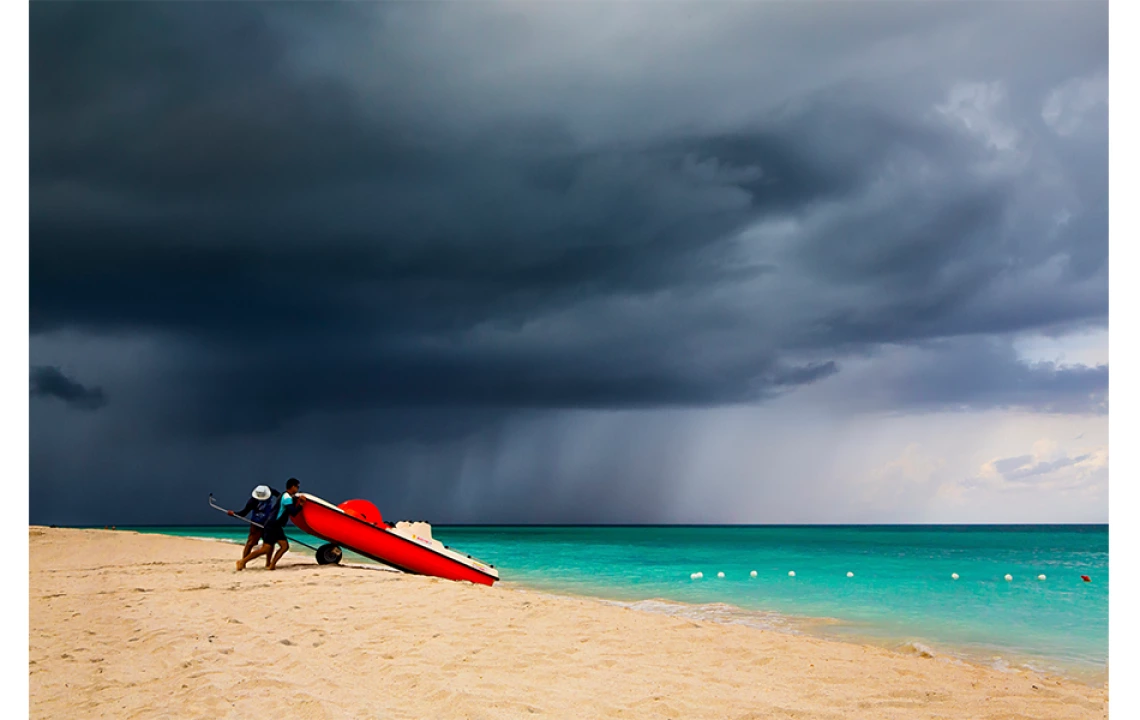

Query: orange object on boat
[291,493,499,586]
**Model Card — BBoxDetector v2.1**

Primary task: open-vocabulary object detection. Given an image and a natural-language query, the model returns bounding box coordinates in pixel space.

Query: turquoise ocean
[126,524,1108,683]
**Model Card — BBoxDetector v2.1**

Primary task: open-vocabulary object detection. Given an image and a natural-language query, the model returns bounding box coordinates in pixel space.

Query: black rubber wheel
[316,543,343,565]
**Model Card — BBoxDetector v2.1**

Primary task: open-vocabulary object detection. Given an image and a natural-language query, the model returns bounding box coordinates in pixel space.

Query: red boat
[290,493,499,586]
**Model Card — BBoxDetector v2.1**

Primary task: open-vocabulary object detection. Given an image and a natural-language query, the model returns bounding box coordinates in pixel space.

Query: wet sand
[29,527,1107,719]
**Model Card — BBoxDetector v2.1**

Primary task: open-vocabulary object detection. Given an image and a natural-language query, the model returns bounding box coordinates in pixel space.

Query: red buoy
[1081,575,1091,582]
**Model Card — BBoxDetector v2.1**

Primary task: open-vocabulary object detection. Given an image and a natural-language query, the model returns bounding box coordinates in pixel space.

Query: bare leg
[267,541,290,570]
[242,527,262,558]
[236,543,273,571]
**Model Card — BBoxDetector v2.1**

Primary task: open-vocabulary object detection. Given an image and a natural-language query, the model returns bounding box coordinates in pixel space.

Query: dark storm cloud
[825,337,1108,416]
[28,2,1108,523]
[171,350,843,438]
[29,366,108,411]
[893,350,1108,416]
[931,358,1107,416]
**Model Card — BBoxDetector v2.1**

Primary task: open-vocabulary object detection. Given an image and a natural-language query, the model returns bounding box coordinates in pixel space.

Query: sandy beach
[29,527,1107,719]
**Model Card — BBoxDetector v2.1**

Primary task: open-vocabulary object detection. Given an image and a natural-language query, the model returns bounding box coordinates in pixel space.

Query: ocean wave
[897,641,939,659]
[595,596,833,634]
[506,583,1104,686]
[184,535,243,545]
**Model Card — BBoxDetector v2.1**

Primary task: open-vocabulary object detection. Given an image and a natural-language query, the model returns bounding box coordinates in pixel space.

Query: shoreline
[501,583,1108,688]
[31,527,1108,719]
[126,526,1109,687]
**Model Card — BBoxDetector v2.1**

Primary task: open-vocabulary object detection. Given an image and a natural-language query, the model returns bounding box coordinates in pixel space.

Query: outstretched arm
[232,497,258,518]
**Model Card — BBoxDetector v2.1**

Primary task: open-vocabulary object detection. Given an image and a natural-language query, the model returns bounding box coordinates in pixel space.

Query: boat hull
[291,494,498,586]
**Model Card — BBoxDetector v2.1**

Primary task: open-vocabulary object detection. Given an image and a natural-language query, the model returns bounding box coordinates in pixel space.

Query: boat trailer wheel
[316,543,343,565]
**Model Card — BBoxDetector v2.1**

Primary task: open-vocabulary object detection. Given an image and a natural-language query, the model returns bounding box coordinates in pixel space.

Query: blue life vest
[250,496,279,525]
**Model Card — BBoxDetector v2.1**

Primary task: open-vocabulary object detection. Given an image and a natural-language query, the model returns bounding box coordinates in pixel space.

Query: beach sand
[30,527,1107,719]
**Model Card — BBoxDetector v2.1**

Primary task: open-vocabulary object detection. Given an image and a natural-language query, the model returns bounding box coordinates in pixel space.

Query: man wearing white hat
[229,484,281,564]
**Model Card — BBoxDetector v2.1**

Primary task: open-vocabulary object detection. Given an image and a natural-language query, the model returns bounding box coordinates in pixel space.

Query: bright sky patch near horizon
[27,1,1110,525]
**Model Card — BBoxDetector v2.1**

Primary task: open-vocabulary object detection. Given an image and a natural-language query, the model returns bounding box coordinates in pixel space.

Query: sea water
[127,524,1108,683]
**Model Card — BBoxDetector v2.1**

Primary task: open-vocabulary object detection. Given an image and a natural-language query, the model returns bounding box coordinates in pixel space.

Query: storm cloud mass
[29,2,1108,525]
[30,366,108,411]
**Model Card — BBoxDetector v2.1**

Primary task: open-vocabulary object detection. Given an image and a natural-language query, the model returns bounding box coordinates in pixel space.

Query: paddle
[207,493,321,552]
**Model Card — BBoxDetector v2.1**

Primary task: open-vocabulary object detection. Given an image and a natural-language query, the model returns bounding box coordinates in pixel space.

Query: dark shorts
[261,523,288,545]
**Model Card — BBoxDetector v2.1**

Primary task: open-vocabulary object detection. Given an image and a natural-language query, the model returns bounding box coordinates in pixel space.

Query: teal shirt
[276,494,294,521]
[270,493,300,527]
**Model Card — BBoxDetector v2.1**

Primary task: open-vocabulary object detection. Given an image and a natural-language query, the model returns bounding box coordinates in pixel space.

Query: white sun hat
[251,485,272,501]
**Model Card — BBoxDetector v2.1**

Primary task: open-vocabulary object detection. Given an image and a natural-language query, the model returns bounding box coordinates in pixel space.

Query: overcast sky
[29,1,1108,526]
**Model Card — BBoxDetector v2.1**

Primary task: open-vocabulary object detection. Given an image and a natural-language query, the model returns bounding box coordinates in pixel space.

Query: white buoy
[788,571,796,577]
[1004,574,1013,582]
[717,571,725,578]
[1038,574,1047,581]
[750,570,758,578]
[690,572,703,580]
[951,573,959,580]
[846,571,854,578]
